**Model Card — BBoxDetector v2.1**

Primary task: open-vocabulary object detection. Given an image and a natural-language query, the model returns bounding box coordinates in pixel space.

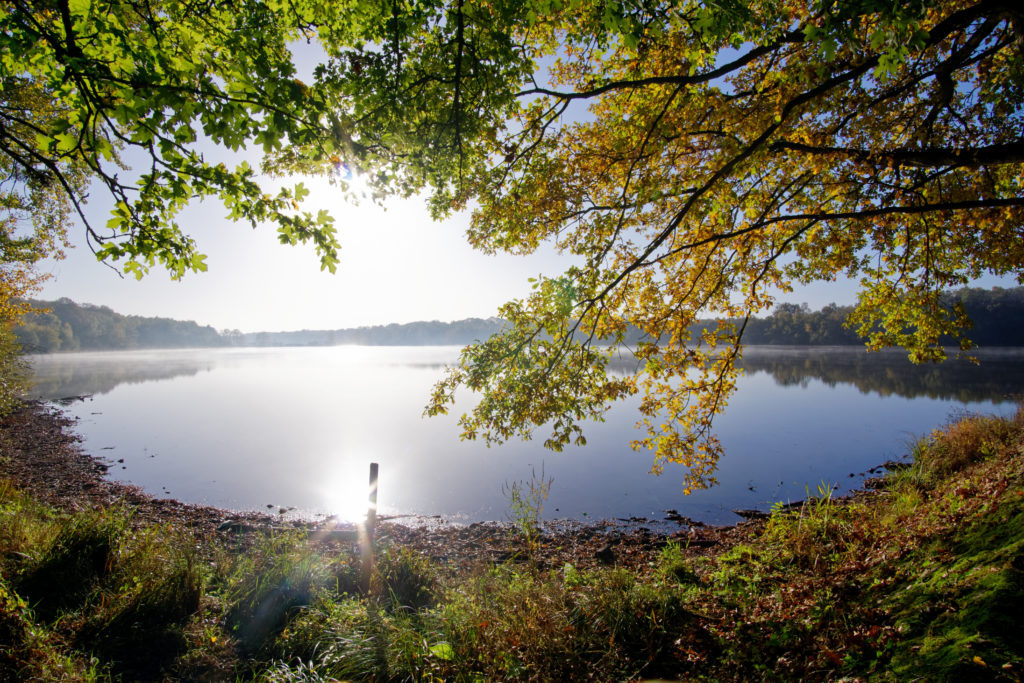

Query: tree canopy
[405,0,1024,489]
[2,0,1022,487]
[0,0,358,277]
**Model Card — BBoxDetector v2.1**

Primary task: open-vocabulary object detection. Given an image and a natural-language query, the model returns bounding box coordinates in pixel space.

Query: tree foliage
[400,0,1024,489]
[0,0,349,278]
[0,0,473,404]
[0,0,549,277]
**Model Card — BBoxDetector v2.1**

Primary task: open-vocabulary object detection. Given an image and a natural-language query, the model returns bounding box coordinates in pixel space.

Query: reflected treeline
[24,347,1024,406]
[403,348,1024,404]
[738,347,1024,403]
[27,353,214,400]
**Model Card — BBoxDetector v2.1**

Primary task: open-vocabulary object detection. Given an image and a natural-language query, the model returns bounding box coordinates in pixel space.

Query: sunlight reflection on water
[27,346,1024,525]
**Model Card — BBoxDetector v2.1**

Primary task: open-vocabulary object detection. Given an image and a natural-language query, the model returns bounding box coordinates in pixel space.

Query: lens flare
[320,467,373,524]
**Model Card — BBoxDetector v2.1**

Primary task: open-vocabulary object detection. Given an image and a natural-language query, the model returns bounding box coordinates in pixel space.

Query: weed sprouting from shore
[501,465,553,554]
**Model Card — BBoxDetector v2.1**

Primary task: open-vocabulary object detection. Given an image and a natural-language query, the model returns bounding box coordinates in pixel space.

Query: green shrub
[0,329,30,418]
[432,563,701,681]
[658,541,700,585]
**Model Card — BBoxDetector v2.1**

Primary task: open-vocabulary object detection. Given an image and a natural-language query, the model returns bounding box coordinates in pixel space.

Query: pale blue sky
[37,175,574,332]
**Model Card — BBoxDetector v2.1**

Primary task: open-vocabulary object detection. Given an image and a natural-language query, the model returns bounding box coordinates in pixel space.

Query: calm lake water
[26,346,1024,526]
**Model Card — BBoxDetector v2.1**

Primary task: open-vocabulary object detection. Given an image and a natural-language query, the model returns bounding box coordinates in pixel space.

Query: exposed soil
[0,401,759,574]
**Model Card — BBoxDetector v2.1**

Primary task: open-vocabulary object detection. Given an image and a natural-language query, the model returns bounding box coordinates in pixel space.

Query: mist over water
[27,346,1023,525]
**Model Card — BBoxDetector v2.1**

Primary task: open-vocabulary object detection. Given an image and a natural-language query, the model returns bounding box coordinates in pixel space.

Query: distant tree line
[15,299,225,353]
[16,287,1024,354]
[687,287,1024,347]
[229,318,505,347]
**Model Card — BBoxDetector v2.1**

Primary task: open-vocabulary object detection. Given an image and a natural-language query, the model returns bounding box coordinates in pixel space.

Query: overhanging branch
[773,139,1024,168]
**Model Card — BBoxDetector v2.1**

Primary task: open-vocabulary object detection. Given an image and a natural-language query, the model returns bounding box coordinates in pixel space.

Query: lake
[26,346,1024,526]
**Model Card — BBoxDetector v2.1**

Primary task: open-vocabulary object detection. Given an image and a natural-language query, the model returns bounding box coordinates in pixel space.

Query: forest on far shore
[14,286,1024,354]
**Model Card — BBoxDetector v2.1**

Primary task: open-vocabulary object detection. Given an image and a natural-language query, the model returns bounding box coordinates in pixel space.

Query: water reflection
[24,346,1023,525]
[29,346,1024,404]
[739,347,1024,403]
[29,350,218,400]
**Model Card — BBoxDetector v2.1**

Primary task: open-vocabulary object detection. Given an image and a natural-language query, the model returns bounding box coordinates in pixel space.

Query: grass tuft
[371,545,437,611]
[914,406,1024,482]
[77,532,204,678]
[15,508,124,622]
[224,531,336,652]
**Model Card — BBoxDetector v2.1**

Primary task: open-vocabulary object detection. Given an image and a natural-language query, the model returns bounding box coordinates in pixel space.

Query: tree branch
[514,30,804,101]
[772,139,1024,168]
[753,197,1024,227]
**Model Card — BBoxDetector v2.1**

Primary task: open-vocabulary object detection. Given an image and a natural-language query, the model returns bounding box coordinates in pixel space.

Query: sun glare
[321,466,375,524]
[326,162,372,198]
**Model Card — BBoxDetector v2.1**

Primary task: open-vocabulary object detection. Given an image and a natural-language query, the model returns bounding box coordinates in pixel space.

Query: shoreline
[0,401,762,572]
[8,399,1020,680]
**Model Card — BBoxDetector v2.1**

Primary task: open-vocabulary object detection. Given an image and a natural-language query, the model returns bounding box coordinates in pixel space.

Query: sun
[319,466,375,524]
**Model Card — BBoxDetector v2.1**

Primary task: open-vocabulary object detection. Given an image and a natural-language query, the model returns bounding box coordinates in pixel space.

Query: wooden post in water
[360,462,379,592]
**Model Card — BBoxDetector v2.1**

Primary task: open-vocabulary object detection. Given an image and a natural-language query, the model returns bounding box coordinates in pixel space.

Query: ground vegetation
[2,400,1023,680]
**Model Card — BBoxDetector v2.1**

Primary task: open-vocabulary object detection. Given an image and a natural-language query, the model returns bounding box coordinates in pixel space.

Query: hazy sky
[37,174,577,333]
[32,40,862,334]
[29,39,1017,334]
[37,171,1014,333]
[33,182,859,333]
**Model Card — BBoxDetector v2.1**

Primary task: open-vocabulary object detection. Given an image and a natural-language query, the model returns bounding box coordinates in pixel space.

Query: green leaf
[429,642,455,660]
[123,261,145,280]
[54,132,77,152]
